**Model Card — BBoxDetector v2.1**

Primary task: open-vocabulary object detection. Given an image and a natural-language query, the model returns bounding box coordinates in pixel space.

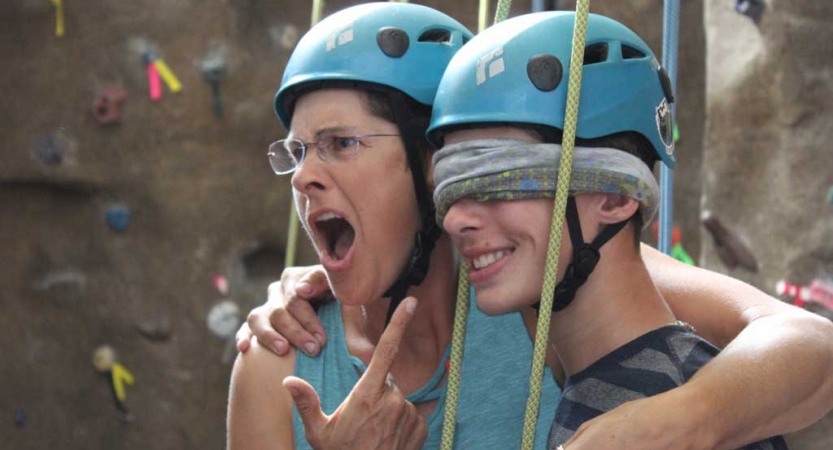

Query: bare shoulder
[227,339,296,450]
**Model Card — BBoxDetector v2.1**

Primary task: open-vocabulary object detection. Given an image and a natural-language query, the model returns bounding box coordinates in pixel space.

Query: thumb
[283,376,327,434]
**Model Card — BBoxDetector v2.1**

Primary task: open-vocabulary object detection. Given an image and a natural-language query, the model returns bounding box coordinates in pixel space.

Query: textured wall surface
[704,1,833,448]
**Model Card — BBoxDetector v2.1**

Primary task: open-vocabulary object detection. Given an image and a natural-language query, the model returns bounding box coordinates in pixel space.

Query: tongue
[333,226,355,260]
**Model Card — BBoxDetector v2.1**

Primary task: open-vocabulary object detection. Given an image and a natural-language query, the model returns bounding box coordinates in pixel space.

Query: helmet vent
[622,45,646,59]
[418,29,452,43]
[527,54,563,92]
[583,43,608,65]
[377,27,410,58]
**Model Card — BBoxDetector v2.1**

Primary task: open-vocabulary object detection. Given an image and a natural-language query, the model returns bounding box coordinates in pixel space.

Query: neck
[347,233,457,361]
[548,235,675,377]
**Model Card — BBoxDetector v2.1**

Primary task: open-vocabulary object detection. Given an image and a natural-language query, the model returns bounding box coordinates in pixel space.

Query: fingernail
[304,341,317,355]
[297,281,311,295]
[314,333,325,346]
[273,340,287,354]
[406,298,416,314]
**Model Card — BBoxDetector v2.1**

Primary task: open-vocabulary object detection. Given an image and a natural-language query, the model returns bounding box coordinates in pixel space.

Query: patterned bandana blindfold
[432,139,660,227]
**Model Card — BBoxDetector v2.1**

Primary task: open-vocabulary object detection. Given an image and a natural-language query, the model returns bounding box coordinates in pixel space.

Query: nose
[443,198,483,237]
[290,146,328,195]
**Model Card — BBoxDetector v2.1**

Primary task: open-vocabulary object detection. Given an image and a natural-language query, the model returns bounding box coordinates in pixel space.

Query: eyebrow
[288,126,355,142]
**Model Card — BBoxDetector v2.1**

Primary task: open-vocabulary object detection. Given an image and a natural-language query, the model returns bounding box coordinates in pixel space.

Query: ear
[596,194,639,224]
[423,148,437,193]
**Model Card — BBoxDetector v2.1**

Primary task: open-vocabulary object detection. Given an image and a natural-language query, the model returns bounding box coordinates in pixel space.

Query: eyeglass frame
[267,133,401,175]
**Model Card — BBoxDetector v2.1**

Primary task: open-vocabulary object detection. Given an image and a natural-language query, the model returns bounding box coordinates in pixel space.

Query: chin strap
[533,196,629,314]
[383,91,442,325]
[383,216,441,324]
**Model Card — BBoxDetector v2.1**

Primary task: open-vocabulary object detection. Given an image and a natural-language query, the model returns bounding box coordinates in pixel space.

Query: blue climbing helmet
[275,2,472,128]
[273,3,473,325]
[428,11,676,168]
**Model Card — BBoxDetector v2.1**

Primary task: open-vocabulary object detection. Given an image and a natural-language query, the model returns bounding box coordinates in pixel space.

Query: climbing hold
[14,408,26,428]
[135,313,172,341]
[35,133,64,166]
[701,210,759,272]
[213,275,229,296]
[200,54,227,118]
[207,300,241,339]
[92,87,128,126]
[827,186,833,206]
[105,205,131,232]
[111,363,135,403]
[93,345,116,373]
[735,0,765,24]
[143,52,163,101]
[152,59,182,93]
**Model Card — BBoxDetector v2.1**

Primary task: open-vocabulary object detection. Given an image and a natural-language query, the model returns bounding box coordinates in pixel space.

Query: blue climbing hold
[106,206,131,232]
[36,134,64,166]
[14,408,26,428]
[827,186,833,206]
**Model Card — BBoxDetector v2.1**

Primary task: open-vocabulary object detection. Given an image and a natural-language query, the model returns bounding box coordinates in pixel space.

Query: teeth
[316,212,343,222]
[472,250,507,270]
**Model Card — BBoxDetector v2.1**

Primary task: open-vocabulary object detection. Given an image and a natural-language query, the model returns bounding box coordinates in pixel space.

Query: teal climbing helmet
[428,12,676,167]
[275,2,473,128]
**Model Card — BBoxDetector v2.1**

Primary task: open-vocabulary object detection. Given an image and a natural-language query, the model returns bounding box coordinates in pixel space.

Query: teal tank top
[292,292,561,449]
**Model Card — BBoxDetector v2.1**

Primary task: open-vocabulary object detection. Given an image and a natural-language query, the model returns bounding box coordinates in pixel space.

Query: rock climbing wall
[703,1,833,448]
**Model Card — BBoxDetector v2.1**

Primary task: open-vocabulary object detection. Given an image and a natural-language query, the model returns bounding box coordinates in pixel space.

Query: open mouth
[315,212,355,261]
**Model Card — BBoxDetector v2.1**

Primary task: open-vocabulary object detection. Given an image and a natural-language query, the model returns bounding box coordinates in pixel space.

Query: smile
[472,249,512,270]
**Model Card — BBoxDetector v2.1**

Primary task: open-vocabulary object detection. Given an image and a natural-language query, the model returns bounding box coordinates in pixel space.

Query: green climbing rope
[441,2,518,448]
[310,0,325,27]
[493,0,513,24]
[478,0,489,32]
[520,1,591,449]
[439,260,470,450]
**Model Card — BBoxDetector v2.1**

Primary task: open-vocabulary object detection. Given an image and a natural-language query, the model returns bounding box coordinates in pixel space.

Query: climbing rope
[494,0,513,24]
[439,260,470,450]
[478,0,489,32]
[310,0,325,27]
[658,0,680,255]
[520,1,591,448]
[441,2,519,446]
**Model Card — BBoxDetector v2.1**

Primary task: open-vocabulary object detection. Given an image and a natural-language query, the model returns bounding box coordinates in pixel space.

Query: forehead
[289,88,382,138]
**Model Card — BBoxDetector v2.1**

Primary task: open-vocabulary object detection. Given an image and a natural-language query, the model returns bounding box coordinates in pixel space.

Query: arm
[564,246,833,450]
[643,245,833,448]
[227,340,296,450]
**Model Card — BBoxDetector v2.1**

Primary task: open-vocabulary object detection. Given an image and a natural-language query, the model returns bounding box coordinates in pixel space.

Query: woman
[228,4,560,449]
[231,4,833,450]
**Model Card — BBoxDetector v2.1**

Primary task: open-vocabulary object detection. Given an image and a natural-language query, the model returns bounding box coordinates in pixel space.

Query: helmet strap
[533,196,628,314]
[382,91,442,325]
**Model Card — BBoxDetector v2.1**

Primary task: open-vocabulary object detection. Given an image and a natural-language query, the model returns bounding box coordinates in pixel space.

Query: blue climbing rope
[659,0,680,255]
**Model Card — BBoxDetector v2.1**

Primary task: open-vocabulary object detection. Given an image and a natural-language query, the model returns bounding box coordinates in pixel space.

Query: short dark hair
[534,127,656,249]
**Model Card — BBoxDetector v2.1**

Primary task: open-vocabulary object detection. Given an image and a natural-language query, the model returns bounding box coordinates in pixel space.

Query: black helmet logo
[655,98,674,156]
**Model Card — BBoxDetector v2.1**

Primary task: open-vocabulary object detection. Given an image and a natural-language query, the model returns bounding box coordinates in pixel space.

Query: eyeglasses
[267,133,401,175]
